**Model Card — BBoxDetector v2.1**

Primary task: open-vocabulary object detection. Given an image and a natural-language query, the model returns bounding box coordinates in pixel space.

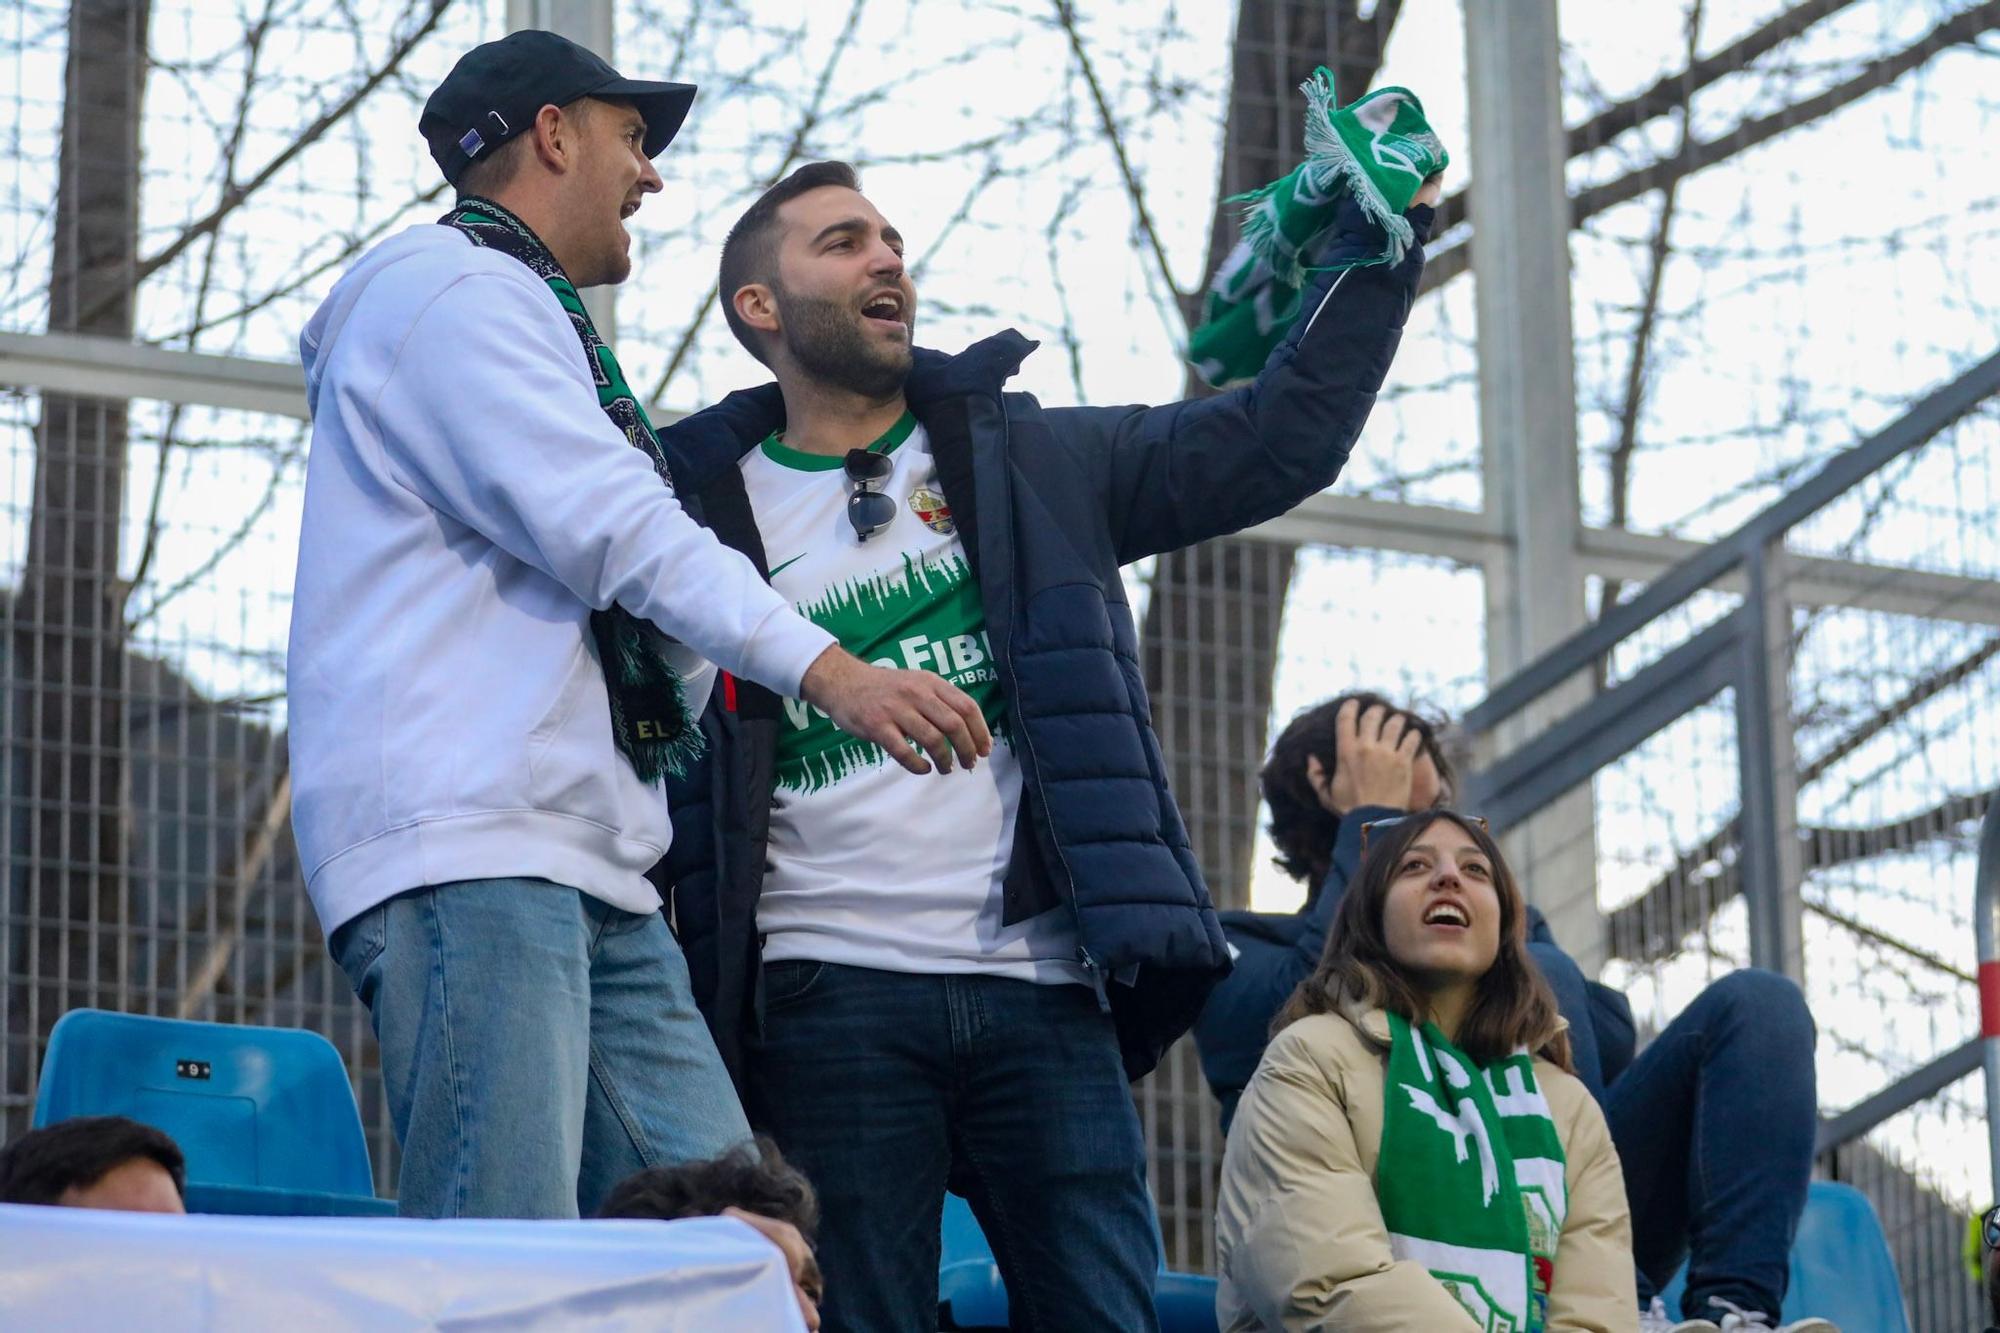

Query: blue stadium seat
[32,1008,395,1217]
[936,1190,1219,1332]
[1658,1180,1909,1332]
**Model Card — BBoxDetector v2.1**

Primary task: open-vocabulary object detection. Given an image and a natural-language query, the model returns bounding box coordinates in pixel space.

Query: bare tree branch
[1595,0,1701,641]
[644,0,870,405]
[130,0,281,597]
[1608,625,2000,966]
[81,0,454,326]
[1050,0,1187,308]
[1424,0,2000,291]
[126,434,303,630]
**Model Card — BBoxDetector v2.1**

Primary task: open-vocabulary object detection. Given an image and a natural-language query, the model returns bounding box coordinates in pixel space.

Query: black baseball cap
[420,30,697,186]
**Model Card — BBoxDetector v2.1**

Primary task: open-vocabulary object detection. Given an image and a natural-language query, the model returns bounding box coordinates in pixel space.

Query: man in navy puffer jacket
[654,161,1435,1333]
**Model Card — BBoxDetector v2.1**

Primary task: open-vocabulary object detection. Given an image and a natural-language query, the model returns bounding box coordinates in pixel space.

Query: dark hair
[1274,810,1570,1071]
[1261,691,1456,887]
[0,1115,187,1205]
[718,160,862,365]
[596,1136,818,1241]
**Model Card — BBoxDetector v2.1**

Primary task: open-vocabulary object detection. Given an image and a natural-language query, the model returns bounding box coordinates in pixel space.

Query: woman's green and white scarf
[1377,1013,1566,1332]
[440,197,704,783]
[1188,74,1448,387]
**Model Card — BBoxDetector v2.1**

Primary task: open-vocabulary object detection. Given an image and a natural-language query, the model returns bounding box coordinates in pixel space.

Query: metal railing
[1457,350,2000,1327]
[1464,344,2000,975]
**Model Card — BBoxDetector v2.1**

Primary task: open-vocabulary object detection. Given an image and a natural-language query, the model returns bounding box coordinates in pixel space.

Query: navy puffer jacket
[656,200,1431,1085]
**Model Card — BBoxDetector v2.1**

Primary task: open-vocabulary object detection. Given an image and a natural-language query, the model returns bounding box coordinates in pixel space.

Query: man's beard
[775,287,913,399]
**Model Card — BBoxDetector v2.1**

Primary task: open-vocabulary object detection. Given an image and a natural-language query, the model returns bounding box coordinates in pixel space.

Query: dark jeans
[1606,969,1818,1319]
[749,961,1161,1333]
[1530,941,1606,1096]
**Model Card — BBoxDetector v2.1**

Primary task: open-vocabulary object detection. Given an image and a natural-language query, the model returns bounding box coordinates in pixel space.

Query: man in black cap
[289,31,990,1219]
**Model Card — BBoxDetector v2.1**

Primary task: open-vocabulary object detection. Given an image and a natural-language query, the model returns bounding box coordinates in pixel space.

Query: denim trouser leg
[1528,940,1604,1099]
[749,963,1160,1333]
[331,878,748,1219]
[950,976,1160,1333]
[1605,969,1817,1318]
[576,904,752,1215]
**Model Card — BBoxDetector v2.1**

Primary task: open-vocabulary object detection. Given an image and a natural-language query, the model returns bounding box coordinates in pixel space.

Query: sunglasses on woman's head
[844,447,897,542]
[1984,1203,2000,1251]
[1358,812,1490,859]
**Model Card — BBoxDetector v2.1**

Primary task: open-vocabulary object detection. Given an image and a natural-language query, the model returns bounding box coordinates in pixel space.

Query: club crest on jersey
[908,487,955,534]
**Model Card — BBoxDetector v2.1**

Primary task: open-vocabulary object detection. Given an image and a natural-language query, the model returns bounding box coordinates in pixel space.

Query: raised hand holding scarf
[1189,73,1448,387]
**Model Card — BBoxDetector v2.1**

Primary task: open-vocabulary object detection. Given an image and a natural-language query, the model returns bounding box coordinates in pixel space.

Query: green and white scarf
[440,197,703,782]
[1376,1012,1566,1333]
[1188,74,1448,387]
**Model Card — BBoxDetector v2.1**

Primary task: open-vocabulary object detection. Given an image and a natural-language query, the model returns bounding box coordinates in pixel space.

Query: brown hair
[1273,810,1570,1070]
[1261,691,1456,889]
[718,160,862,364]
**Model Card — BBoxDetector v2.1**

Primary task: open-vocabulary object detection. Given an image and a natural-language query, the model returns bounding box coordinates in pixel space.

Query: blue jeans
[748,962,1160,1333]
[1606,969,1817,1319]
[330,878,749,1218]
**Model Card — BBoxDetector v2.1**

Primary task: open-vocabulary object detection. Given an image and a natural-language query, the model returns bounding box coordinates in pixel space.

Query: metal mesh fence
[1823,1095,1986,1330]
[0,384,399,1184]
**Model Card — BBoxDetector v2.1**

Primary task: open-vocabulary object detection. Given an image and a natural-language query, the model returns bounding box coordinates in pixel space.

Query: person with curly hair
[599,1137,823,1330]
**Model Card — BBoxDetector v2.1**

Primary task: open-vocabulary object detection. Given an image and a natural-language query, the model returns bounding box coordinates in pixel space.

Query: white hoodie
[290,225,834,936]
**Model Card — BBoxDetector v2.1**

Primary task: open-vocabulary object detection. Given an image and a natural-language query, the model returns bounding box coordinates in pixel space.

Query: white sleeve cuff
[732,604,837,698]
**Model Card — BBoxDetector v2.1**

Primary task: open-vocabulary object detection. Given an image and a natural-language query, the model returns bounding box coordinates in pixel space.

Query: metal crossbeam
[1814,1036,1980,1154]
[1250,494,2000,628]
[1468,346,2000,731]
[0,330,308,420]
[5,331,1998,633]
[1463,612,1743,830]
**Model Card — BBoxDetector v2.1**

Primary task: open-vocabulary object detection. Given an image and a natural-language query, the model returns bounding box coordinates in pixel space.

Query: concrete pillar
[506,0,619,339]
[1463,0,1604,970]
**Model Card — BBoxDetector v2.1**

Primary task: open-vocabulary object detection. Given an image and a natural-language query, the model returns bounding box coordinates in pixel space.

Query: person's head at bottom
[598,1137,822,1330]
[0,1115,187,1214]
[1280,808,1565,1065]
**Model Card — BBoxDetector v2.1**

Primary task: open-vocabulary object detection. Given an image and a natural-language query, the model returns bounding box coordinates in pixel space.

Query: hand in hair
[1309,698,1432,816]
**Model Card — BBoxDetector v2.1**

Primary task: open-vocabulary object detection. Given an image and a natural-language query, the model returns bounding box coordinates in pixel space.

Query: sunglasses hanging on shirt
[844,447,897,542]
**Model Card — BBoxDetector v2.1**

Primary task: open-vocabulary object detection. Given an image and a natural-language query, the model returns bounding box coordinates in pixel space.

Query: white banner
[0,1204,806,1332]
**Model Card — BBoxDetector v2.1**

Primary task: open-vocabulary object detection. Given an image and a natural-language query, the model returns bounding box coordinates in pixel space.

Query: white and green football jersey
[739,412,1083,984]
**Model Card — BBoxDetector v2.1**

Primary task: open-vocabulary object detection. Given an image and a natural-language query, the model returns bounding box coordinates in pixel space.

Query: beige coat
[1215,1008,1637,1332]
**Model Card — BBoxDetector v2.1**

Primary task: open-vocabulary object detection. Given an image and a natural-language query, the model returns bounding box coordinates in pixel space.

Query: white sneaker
[1703,1298,1841,1333]
[1644,1297,1840,1333]
[1639,1298,1686,1332]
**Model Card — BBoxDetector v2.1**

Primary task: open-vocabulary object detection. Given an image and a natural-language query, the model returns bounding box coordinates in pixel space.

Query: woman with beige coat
[1215,811,1637,1332]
